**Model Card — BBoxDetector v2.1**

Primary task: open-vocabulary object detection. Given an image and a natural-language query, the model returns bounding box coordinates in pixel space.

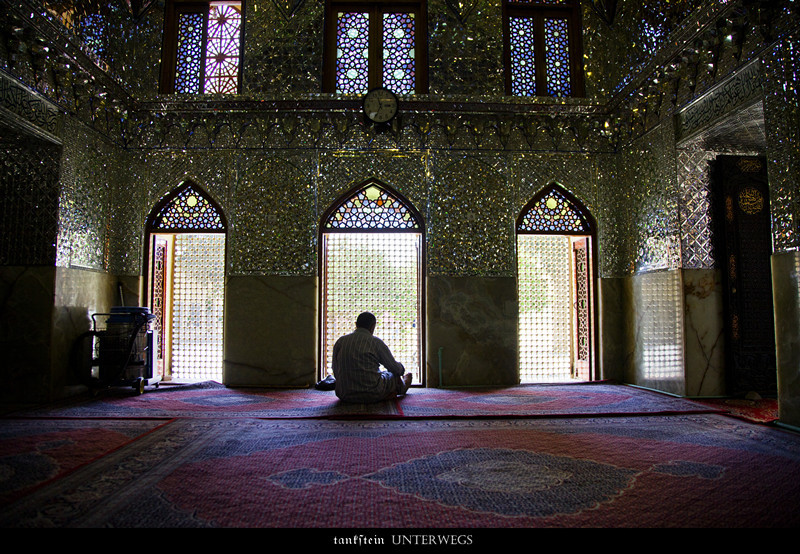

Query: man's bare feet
[398,373,412,396]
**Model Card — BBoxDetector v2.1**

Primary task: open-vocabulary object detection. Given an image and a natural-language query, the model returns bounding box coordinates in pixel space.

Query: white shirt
[332,327,405,403]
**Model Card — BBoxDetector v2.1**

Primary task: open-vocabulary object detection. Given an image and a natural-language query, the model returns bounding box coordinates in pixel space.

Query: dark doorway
[711,155,776,396]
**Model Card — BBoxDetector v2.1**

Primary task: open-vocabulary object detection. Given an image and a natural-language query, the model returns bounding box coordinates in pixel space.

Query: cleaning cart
[75,307,160,395]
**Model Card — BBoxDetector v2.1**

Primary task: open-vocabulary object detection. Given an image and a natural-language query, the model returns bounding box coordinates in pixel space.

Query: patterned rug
[0,419,170,507]
[2,414,799,528]
[692,397,780,424]
[12,381,718,420]
[395,383,717,418]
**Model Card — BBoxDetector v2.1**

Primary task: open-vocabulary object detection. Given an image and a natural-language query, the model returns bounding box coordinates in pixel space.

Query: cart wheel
[134,377,145,395]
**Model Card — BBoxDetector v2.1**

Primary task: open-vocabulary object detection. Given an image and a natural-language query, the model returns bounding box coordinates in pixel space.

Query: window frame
[502,0,584,98]
[318,179,427,386]
[160,0,245,95]
[322,0,428,95]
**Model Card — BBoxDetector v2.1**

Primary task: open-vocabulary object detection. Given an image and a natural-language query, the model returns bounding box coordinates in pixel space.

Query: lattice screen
[170,234,225,382]
[322,232,422,383]
[517,234,574,382]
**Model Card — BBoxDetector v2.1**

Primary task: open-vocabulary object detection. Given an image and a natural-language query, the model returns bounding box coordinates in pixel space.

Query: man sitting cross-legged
[332,311,412,403]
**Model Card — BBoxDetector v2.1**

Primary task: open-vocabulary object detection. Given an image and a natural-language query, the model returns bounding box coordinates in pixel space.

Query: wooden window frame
[322,0,428,94]
[502,0,584,97]
[159,0,244,94]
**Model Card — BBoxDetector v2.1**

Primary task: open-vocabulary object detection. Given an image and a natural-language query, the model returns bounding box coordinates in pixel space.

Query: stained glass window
[544,18,571,96]
[517,186,591,234]
[175,12,204,94]
[151,184,226,231]
[335,12,370,94]
[505,1,582,97]
[147,184,226,384]
[382,13,416,95]
[321,181,424,385]
[324,184,421,230]
[326,2,426,95]
[509,17,537,96]
[164,1,242,94]
[204,3,243,94]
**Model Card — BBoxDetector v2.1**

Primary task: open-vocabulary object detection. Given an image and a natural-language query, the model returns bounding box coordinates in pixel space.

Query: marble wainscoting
[223,274,318,388]
[682,268,726,397]
[603,269,725,397]
[426,275,518,388]
[1,266,58,405]
[597,277,629,383]
[772,250,800,428]
[52,266,120,395]
[0,265,118,405]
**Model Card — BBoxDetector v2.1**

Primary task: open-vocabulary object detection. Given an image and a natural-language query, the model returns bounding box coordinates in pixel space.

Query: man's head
[356,311,377,333]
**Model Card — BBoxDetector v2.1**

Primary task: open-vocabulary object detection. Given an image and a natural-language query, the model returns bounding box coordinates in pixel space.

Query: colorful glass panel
[152,185,225,231]
[382,13,416,95]
[204,2,242,94]
[325,184,420,230]
[544,17,571,96]
[175,12,204,93]
[509,16,537,96]
[518,188,590,233]
[335,12,370,94]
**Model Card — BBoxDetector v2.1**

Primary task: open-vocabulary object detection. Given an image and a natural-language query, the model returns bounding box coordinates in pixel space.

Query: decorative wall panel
[0,127,61,266]
[429,154,511,276]
[763,34,800,253]
[231,153,318,275]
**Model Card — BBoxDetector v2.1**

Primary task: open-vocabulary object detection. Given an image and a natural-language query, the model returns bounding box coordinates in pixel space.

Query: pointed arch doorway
[144,181,227,383]
[320,180,425,386]
[516,184,596,383]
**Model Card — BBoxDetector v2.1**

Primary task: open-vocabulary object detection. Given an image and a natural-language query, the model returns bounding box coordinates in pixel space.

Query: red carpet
[3,383,799,529]
[13,381,719,419]
[1,415,799,528]
[692,397,779,424]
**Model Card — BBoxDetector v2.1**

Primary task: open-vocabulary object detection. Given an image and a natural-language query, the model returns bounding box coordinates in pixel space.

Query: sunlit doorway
[516,184,596,383]
[145,182,227,383]
[320,180,424,386]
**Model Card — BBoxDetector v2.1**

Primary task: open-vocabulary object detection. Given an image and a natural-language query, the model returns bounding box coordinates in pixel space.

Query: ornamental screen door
[321,181,424,385]
[147,182,226,383]
[517,184,595,383]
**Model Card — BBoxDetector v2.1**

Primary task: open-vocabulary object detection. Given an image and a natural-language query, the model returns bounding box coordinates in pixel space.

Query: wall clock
[363,87,399,124]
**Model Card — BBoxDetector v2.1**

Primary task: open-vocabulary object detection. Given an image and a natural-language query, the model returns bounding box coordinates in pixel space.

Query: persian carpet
[2,414,799,528]
[11,381,718,420]
[394,383,717,418]
[0,419,171,507]
[691,397,779,424]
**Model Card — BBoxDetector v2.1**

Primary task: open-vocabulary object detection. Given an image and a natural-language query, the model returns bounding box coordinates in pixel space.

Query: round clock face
[363,88,398,123]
